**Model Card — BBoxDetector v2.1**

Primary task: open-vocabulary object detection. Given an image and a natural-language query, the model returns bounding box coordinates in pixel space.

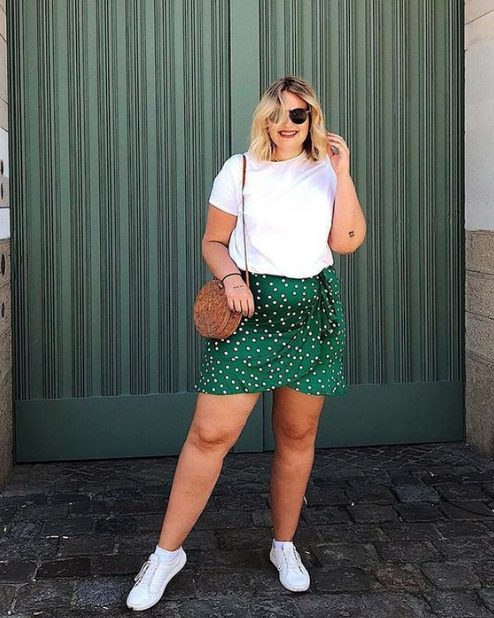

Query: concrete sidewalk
[1,442,494,617]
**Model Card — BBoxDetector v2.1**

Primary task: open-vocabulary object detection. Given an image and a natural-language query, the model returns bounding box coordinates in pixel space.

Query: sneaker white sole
[269,548,310,592]
[127,550,187,611]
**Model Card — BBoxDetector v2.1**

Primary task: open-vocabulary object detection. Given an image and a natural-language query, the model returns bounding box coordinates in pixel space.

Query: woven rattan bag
[193,154,250,339]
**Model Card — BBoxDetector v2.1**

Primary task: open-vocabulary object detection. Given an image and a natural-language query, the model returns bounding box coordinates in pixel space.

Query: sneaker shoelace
[279,545,306,574]
[134,553,178,593]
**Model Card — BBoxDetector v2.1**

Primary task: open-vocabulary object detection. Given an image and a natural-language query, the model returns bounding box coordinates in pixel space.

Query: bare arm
[201,204,255,317]
[327,172,367,254]
[201,204,242,279]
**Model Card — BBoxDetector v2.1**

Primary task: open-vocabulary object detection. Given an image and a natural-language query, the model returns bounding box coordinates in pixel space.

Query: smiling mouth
[279,131,298,137]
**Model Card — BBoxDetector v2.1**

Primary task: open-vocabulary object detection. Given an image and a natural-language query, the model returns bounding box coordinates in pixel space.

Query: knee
[275,422,317,451]
[187,424,237,455]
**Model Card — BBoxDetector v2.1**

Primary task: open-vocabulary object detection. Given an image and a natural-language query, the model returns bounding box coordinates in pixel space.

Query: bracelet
[221,272,243,283]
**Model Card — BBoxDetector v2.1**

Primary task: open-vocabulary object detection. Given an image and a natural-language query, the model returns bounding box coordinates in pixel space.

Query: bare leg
[269,386,325,541]
[157,391,261,550]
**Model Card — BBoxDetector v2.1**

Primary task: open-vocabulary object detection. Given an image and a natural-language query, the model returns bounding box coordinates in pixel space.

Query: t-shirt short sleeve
[208,154,243,216]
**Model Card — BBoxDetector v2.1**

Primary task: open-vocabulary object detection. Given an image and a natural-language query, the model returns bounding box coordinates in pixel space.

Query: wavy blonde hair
[248,75,327,162]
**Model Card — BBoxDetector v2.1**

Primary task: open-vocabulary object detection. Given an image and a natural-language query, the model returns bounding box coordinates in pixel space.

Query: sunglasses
[271,107,311,125]
[288,107,311,124]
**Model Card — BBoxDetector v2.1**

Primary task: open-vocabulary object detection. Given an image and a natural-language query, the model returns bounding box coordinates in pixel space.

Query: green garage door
[8,0,464,462]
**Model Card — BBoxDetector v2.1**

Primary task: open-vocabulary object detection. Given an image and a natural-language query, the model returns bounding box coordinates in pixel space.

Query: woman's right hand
[223,275,255,318]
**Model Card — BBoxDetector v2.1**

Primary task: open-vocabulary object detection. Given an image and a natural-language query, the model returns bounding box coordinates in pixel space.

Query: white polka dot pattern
[193,265,349,396]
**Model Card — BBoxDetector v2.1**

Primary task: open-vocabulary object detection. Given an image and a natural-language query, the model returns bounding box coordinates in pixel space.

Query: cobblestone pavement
[1,442,494,617]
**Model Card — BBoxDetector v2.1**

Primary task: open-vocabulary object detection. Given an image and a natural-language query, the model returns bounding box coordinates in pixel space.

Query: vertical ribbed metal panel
[8,0,463,458]
[257,0,464,388]
[9,0,232,401]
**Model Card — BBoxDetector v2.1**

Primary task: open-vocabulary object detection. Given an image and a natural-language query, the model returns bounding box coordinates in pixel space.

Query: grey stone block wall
[465,231,494,457]
[0,238,11,486]
[0,0,10,489]
[464,1,494,459]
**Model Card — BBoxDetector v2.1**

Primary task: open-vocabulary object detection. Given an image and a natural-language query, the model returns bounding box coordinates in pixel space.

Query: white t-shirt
[208,149,337,278]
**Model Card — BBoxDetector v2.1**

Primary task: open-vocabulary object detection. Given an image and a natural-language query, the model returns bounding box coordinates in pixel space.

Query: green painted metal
[8,0,464,462]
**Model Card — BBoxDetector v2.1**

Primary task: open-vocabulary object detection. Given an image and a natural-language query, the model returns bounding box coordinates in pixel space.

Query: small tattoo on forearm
[348,230,355,238]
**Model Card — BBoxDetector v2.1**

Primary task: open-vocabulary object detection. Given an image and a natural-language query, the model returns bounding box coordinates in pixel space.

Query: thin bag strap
[241,154,249,288]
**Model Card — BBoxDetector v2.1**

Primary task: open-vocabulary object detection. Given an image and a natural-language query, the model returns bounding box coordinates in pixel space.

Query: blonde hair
[248,75,327,162]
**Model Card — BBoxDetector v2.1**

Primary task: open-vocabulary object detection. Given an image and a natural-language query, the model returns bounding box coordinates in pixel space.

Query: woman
[126,75,366,611]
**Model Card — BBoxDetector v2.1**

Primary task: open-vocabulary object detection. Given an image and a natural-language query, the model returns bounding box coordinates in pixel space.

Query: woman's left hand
[326,131,350,178]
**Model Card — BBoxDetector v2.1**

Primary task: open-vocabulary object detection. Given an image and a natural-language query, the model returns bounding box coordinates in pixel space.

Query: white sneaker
[126,548,187,611]
[269,541,310,592]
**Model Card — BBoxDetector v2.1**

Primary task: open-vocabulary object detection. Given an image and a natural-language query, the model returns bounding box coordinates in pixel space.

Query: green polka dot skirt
[193,264,349,396]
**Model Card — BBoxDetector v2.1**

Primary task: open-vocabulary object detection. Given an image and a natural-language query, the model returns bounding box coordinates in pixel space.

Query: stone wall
[0,0,10,488]
[465,0,494,458]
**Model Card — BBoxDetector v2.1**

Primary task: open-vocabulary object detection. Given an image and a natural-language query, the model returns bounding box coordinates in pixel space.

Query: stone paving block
[380,522,443,541]
[46,493,91,505]
[58,535,116,557]
[93,516,137,535]
[478,588,494,613]
[0,536,59,561]
[36,557,91,579]
[180,527,219,551]
[392,484,442,503]
[434,520,490,539]
[304,486,350,506]
[483,520,494,533]
[3,520,44,541]
[302,505,351,525]
[89,553,144,576]
[310,565,378,593]
[113,531,159,554]
[11,579,75,612]
[194,509,253,530]
[10,503,69,522]
[248,595,302,617]
[316,523,389,543]
[134,512,166,532]
[295,592,367,617]
[473,561,494,586]
[42,517,95,536]
[421,561,482,590]
[346,485,397,505]
[112,497,155,515]
[0,584,16,614]
[359,591,435,617]
[251,508,273,527]
[0,560,36,584]
[433,538,494,562]
[423,589,494,617]
[72,575,135,610]
[312,542,380,567]
[440,500,494,521]
[185,548,265,571]
[373,563,427,594]
[215,527,273,551]
[373,540,441,563]
[143,495,168,513]
[158,596,249,617]
[0,506,19,525]
[347,503,399,524]
[70,500,111,516]
[194,568,257,598]
[210,492,269,511]
[437,483,492,502]
[395,503,444,522]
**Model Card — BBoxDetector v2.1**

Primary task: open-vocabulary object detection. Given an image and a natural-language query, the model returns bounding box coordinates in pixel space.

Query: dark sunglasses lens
[289,108,310,124]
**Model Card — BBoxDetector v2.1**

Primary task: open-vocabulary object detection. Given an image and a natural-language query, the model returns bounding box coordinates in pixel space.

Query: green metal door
[8,0,464,462]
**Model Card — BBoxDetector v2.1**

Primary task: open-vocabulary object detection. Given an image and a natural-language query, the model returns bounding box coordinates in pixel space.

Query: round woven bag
[193,278,243,339]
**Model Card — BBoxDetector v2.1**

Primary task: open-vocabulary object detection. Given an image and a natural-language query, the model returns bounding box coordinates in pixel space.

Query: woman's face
[266,90,311,153]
